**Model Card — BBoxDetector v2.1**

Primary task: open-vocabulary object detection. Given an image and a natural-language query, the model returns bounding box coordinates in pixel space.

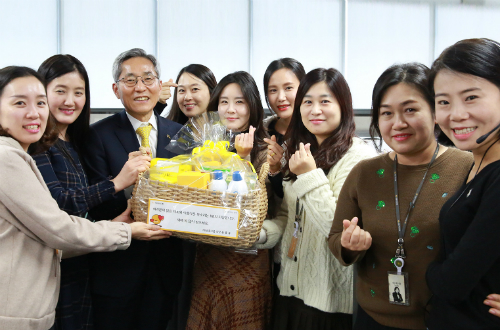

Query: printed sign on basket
[147,198,241,239]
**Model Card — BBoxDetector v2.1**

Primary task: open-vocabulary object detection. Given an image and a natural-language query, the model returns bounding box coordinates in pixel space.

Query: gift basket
[130,112,268,249]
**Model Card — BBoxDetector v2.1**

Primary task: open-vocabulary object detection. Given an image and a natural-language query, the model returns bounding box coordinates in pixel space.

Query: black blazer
[83,110,183,298]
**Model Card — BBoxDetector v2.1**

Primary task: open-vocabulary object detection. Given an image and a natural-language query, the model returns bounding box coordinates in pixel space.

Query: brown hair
[167,64,217,125]
[283,68,356,181]
[0,66,57,153]
[207,71,268,165]
[38,54,91,156]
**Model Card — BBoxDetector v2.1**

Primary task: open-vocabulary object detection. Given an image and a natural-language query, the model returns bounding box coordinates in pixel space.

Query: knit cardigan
[256,137,377,313]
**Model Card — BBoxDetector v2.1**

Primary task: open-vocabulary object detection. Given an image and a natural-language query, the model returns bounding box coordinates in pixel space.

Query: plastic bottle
[227,171,248,195]
[209,170,228,192]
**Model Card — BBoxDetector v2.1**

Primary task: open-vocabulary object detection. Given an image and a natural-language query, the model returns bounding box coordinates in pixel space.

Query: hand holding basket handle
[110,150,151,192]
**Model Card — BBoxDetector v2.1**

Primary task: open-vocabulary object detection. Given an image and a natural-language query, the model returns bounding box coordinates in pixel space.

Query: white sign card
[147,198,241,239]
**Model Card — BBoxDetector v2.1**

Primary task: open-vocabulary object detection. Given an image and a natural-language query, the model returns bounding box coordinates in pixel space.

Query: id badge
[387,257,409,305]
[287,221,300,259]
[387,271,410,306]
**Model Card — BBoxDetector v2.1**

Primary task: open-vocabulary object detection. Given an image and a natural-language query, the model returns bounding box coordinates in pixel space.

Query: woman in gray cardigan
[0,66,170,330]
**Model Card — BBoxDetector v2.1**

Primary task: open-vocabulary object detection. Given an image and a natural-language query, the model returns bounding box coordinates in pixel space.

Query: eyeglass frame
[115,74,159,87]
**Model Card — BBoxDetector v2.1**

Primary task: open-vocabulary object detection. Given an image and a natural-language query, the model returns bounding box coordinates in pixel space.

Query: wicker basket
[130,163,269,248]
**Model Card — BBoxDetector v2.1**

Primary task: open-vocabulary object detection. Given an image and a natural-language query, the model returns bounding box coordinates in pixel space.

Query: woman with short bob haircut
[257,68,376,330]
[329,62,475,329]
[166,64,217,124]
[0,65,166,330]
[426,38,500,329]
[186,71,271,330]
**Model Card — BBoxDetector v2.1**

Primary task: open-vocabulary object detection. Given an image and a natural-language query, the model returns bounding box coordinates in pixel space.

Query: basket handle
[258,162,270,188]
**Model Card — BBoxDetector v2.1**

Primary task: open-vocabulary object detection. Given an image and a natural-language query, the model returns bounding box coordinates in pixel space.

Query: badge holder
[287,199,304,260]
[387,257,410,306]
[287,221,301,259]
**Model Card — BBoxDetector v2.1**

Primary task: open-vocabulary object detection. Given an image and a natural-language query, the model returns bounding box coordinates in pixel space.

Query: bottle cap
[213,170,223,180]
[232,171,242,181]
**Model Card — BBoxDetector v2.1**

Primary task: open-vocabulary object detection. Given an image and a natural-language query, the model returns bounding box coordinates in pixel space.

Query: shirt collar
[125,111,158,132]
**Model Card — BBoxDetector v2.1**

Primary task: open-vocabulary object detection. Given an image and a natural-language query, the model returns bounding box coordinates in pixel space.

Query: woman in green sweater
[328,63,473,329]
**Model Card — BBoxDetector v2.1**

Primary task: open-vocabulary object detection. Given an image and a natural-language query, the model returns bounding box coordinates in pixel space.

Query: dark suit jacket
[83,110,183,298]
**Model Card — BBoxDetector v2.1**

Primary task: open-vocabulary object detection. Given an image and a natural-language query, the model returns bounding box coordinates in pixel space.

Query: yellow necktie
[136,124,153,148]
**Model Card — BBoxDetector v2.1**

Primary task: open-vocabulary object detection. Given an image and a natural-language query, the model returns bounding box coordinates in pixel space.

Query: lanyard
[393,144,440,259]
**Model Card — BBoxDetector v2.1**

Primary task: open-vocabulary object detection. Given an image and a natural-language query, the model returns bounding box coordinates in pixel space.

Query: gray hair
[112,48,161,82]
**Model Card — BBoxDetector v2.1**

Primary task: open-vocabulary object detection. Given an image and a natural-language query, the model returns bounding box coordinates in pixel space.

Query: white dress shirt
[125,111,158,159]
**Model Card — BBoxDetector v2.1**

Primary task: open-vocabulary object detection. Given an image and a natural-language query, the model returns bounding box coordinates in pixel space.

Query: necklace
[393,144,440,260]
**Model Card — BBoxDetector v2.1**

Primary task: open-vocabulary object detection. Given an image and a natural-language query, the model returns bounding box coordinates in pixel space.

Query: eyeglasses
[116,74,158,87]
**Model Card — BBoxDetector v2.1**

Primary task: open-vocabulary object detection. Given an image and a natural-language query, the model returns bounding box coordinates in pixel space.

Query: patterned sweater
[256,137,377,313]
[32,140,115,217]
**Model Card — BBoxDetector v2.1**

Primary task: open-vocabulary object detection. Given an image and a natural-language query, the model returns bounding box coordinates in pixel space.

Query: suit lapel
[156,113,173,158]
[114,110,140,154]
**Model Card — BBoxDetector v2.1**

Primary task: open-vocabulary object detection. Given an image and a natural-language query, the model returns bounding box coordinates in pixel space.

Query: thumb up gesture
[340,217,372,251]
[158,79,177,104]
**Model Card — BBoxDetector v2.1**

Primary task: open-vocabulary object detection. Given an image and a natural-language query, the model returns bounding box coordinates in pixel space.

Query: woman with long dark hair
[154,64,218,330]
[186,71,271,330]
[32,55,151,330]
[426,38,500,329]
[165,64,217,124]
[263,57,306,150]
[263,58,306,205]
[257,68,376,330]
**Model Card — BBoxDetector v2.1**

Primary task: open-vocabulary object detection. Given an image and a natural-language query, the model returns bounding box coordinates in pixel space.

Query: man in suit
[83,48,183,330]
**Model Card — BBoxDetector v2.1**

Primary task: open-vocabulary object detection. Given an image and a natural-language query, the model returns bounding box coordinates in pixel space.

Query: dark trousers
[166,241,196,330]
[91,263,174,330]
[354,305,410,330]
[273,295,352,330]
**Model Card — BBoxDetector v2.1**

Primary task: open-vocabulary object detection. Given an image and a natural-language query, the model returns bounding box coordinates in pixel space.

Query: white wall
[1,0,500,110]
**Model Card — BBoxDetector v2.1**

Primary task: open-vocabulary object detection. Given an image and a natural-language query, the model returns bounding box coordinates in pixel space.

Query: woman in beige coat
[0,66,169,330]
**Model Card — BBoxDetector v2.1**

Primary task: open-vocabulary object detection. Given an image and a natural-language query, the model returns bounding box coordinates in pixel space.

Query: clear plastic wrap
[130,112,268,253]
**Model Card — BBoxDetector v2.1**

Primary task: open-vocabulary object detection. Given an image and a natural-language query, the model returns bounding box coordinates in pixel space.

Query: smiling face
[267,68,300,120]
[47,71,86,133]
[378,83,436,157]
[176,72,210,118]
[434,70,500,153]
[218,83,250,131]
[112,57,161,122]
[0,76,49,151]
[300,81,341,145]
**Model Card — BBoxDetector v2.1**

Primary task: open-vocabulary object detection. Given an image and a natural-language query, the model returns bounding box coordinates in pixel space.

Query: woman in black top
[262,58,305,201]
[426,38,500,329]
